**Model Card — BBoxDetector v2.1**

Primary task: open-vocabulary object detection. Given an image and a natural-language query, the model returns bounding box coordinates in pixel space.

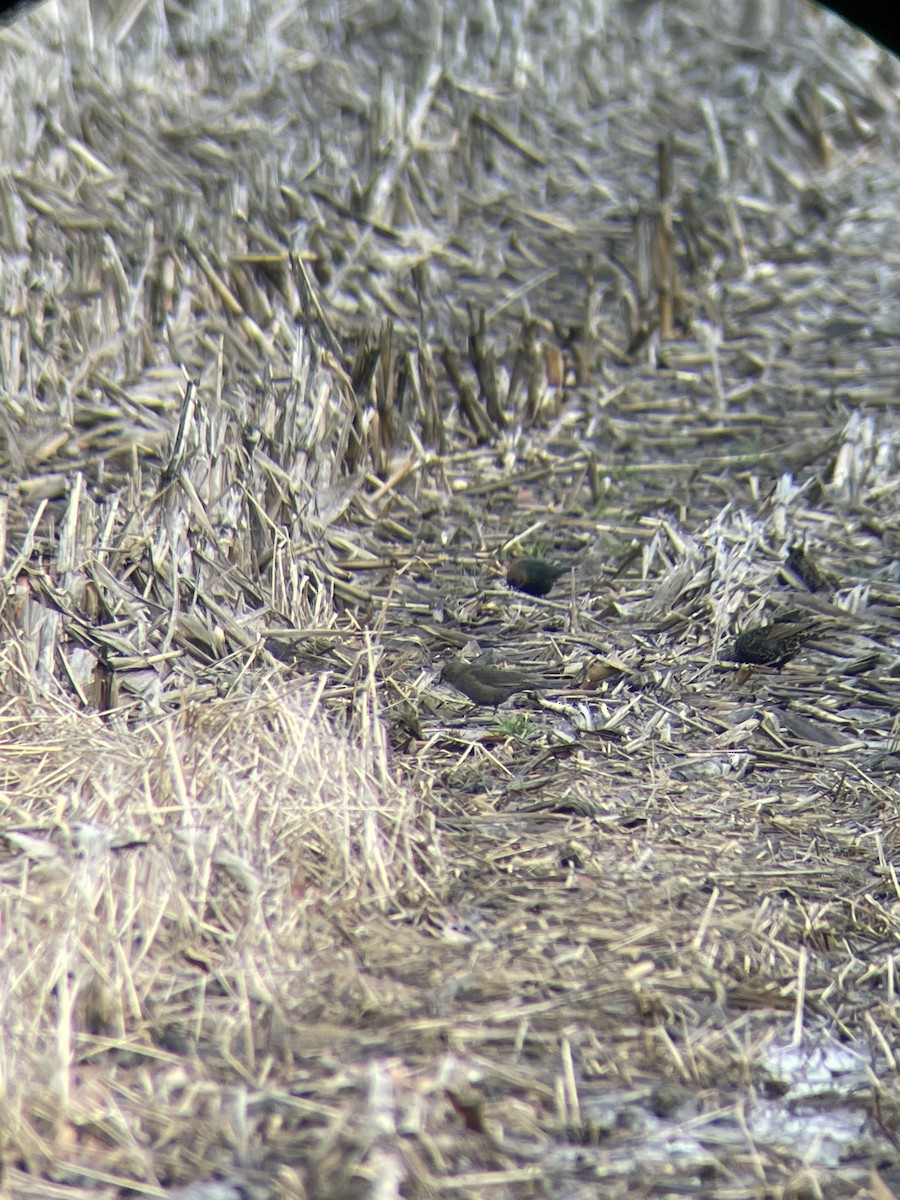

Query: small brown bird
[506,557,569,597]
[441,657,553,706]
[724,619,819,668]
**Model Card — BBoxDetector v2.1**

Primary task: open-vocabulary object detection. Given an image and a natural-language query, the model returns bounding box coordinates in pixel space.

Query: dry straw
[0,0,899,1196]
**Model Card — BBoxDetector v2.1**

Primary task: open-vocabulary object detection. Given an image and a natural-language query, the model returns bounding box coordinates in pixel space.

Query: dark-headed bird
[784,544,827,594]
[724,618,819,669]
[506,556,569,598]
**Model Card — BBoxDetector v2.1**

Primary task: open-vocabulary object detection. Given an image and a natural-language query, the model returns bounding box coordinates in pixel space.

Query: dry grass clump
[0,680,430,1193]
[1,0,900,1197]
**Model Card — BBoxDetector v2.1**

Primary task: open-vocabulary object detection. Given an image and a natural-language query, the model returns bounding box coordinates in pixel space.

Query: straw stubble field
[0,0,899,1197]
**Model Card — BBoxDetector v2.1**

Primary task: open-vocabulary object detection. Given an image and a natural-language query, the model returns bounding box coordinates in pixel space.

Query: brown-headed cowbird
[724,619,819,668]
[441,657,553,706]
[506,557,569,597]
